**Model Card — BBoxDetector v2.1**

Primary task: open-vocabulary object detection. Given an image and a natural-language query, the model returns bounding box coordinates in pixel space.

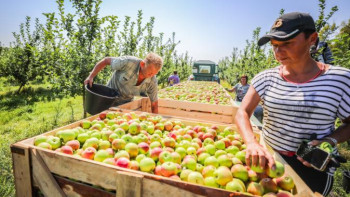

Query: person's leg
[281,155,334,196]
[253,105,263,123]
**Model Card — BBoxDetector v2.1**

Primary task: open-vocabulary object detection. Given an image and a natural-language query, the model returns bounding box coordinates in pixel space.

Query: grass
[0,79,350,196]
[0,80,84,197]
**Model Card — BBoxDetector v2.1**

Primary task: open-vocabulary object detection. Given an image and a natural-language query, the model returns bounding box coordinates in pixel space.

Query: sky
[0,0,349,63]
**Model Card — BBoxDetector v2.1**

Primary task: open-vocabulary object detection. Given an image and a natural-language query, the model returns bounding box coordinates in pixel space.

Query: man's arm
[84,57,112,87]
[151,100,158,113]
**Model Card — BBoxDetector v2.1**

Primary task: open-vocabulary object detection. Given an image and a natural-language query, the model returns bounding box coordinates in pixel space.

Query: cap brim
[258,29,301,46]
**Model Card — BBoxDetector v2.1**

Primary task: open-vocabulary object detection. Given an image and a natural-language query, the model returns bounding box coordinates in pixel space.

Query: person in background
[84,52,163,113]
[168,70,180,86]
[235,12,350,196]
[226,75,263,122]
[212,74,220,84]
[310,37,334,64]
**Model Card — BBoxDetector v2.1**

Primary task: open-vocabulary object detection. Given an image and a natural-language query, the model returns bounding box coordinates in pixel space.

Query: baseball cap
[258,12,316,46]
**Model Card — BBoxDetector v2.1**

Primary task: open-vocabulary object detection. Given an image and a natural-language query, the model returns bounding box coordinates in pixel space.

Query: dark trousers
[281,155,334,196]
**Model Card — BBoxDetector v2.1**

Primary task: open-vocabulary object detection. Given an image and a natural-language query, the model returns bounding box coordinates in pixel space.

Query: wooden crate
[11,109,315,197]
[118,97,238,125]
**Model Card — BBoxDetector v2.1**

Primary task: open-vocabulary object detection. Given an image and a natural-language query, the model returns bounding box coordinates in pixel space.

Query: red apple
[116,157,130,168]
[66,140,80,150]
[82,147,96,160]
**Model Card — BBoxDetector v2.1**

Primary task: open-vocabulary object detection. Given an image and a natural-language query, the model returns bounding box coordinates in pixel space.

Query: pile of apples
[34,111,295,196]
[158,81,232,105]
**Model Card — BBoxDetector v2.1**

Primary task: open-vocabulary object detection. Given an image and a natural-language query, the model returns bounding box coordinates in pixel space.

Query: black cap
[258,12,316,46]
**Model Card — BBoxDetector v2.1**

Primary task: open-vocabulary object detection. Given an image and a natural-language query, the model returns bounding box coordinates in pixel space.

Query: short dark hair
[173,71,177,75]
[304,29,316,39]
[241,75,248,81]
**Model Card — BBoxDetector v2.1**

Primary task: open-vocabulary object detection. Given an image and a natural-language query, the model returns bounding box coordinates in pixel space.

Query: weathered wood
[31,148,66,197]
[11,142,33,197]
[158,99,236,115]
[116,171,143,197]
[116,99,142,111]
[141,97,152,113]
[54,175,115,197]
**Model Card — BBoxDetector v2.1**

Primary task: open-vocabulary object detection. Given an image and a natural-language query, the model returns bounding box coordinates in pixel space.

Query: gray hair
[144,53,163,70]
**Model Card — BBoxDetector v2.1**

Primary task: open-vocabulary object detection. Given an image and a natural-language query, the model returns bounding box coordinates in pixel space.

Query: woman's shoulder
[254,66,280,79]
[327,65,350,77]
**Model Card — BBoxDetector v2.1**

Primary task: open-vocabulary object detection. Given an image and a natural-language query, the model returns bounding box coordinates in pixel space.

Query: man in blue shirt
[84,53,163,113]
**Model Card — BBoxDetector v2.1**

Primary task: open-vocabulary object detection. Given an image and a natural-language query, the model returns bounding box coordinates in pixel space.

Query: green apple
[204,156,219,168]
[202,165,216,178]
[225,178,246,192]
[114,128,125,138]
[231,164,249,182]
[34,136,48,146]
[247,182,264,196]
[81,120,92,129]
[98,140,111,150]
[175,147,187,159]
[214,150,227,158]
[112,139,126,150]
[90,131,102,139]
[140,157,156,172]
[37,142,52,150]
[204,177,219,188]
[204,144,216,156]
[150,141,162,149]
[114,150,130,160]
[83,137,99,150]
[180,169,193,181]
[58,129,76,143]
[226,145,240,155]
[125,143,139,158]
[187,171,204,185]
[77,133,90,144]
[181,157,197,171]
[235,150,246,164]
[217,154,233,168]
[108,133,119,142]
[128,122,141,135]
[46,136,61,150]
[186,147,197,157]
[94,149,113,162]
[275,174,295,191]
[214,140,225,150]
[136,154,146,163]
[267,161,285,178]
[198,153,211,165]
[119,122,129,132]
[159,151,173,164]
[214,166,233,186]
[121,134,133,144]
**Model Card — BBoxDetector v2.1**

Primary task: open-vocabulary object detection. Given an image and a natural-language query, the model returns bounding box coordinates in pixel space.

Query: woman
[235,12,350,196]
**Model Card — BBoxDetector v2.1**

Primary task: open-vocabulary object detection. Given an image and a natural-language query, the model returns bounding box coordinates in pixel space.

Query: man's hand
[84,76,94,88]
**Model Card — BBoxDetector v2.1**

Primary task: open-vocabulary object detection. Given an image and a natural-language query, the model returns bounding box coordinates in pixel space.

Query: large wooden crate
[118,97,238,125]
[11,108,315,197]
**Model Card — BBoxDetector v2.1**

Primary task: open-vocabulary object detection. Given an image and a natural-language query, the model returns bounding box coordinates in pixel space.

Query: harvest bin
[11,108,315,197]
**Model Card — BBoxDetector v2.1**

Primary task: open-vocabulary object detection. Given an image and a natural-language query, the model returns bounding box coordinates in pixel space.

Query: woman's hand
[84,76,94,88]
[245,141,276,170]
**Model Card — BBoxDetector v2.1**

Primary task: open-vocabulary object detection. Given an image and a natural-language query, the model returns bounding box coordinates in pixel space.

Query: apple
[37,142,52,150]
[90,131,102,139]
[214,150,227,158]
[81,120,92,129]
[149,147,163,161]
[223,126,235,136]
[276,190,293,197]
[175,147,186,159]
[150,134,161,143]
[106,112,115,119]
[119,122,129,132]
[81,147,96,160]
[275,174,295,191]
[164,121,173,131]
[204,156,219,168]
[247,181,264,196]
[83,137,99,150]
[58,129,76,143]
[263,193,278,197]
[231,140,242,150]
[217,154,233,168]
[187,171,204,185]
[99,112,107,120]
[60,145,74,155]
[114,150,130,160]
[203,138,214,146]
[162,137,176,148]
[267,161,285,178]
[225,178,246,192]
[112,139,126,150]
[34,136,48,146]
[182,157,197,171]
[116,157,130,168]
[90,124,102,131]
[124,143,139,158]
[213,166,233,186]
[171,152,182,164]
[186,147,197,157]
[198,153,210,165]
[149,141,161,149]
[65,140,80,150]
[259,177,278,193]
[160,162,178,177]
[204,176,219,188]
[180,169,193,181]
[226,145,239,155]
[203,133,214,141]
[98,140,111,150]
[46,136,61,150]
[139,157,156,172]
[77,133,90,144]
[231,164,249,182]
[129,160,140,170]
[235,150,246,164]
[169,175,181,181]
[103,158,117,166]
[121,134,133,144]
[155,165,162,176]
[251,163,265,173]
[204,144,216,156]
[232,157,243,165]
[94,149,113,162]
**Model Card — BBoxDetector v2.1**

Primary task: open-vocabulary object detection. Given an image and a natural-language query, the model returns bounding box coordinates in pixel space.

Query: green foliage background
[0,0,349,196]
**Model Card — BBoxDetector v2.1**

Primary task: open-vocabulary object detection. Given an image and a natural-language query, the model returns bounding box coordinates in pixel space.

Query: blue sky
[1,0,349,62]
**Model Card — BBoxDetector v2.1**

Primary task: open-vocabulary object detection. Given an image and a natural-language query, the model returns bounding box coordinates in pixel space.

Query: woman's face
[240,77,247,85]
[271,32,316,65]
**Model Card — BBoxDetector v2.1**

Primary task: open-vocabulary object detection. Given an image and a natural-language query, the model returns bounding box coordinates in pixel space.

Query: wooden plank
[116,99,142,111]
[158,99,236,115]
[10,142,33,197]
[54,175,115,197]
[31,148,66,197]
[116,171,143,197]
[158,107,233,124]
[141,97,152,113]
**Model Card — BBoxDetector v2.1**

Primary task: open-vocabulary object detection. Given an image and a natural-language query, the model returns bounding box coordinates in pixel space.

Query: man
[168,70,180,86]
[84,52,163,113]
